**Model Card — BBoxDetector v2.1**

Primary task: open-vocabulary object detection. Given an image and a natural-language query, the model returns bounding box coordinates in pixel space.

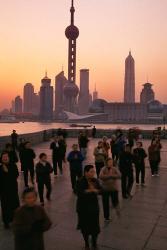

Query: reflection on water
[0,122,162,136]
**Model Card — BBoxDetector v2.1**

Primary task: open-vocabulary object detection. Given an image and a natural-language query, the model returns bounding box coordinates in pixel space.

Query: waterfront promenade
[0,138,167,250]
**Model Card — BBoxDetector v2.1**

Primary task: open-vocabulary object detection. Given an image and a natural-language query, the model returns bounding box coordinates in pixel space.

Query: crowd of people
[0,128,162,250]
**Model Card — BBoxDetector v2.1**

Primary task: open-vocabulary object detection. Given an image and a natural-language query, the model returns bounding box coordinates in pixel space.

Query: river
[0,122,163,136]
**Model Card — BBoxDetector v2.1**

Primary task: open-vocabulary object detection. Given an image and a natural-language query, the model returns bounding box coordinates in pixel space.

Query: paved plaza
[1,138,167,250]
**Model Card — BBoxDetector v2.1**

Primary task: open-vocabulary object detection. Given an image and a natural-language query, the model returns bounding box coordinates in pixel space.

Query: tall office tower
[63,0,79,112]
[14,96,23,113]
[89,93,93,107]
[55,71,68,116]
[124,51,135,103]
[39,72,53,120]
[32,93,40,115]
[23,83,34,113]
[78,69,90,114]
[93,84,98,101]
[140,82,155,104]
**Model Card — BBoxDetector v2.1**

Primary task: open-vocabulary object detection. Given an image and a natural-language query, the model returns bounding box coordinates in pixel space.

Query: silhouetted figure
[50,136,65,176]
[76,165,101,249]
[67,144,84,193]
[11,130,18,150]
[12,188,52,250]
[0,152,19,229]
[78,131,89,159]
[119,144,134,199]
[110,135,119,162]
[36,153,53,206]
[5,143,18,164]
[133,141,147,185]
[22,142,36,187]
[92,126,97,138]
[148,139,161,176]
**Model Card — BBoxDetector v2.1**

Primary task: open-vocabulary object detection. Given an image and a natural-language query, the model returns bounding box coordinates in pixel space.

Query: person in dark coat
[148,139,161,176]
[110,135,119,162]
[22,141,36,187]
[11,130,18,150]
[5,143,18,164]
[36,153,53,206]
[0,151,20,229]
[50,136,64,176]
[133,141,147,185]
[12,187,52,250]
[119,144,134,199]
[78,131,89,159]
[58,135,67,162]
[67,144,84,193]
[76,165,101,250]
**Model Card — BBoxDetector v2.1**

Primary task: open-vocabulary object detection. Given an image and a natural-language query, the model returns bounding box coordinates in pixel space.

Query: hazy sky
[0,0,167,109]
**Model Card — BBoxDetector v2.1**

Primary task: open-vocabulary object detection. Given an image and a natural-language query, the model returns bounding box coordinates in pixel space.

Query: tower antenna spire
[70,0,75,25]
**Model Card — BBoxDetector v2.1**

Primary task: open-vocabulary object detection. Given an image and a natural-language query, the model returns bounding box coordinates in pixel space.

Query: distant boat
[70,124,92,128]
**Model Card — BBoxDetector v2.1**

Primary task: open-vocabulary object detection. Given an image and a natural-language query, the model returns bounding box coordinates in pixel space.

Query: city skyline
[1,0,167,109]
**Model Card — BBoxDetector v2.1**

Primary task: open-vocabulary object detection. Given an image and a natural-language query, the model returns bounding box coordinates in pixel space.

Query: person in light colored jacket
[99,158,121,221]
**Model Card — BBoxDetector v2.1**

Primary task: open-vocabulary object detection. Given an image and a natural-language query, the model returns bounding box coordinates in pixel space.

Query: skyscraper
[14,96,23,113]
[39,72,53,121]
[124,51,135,103]
[23,83,34,113]
[63,0,79,113]
[55,71,68,116]
[140,82,155,104]
[32,93,40,115]
[93,84,98,101]
[78,69,90,114]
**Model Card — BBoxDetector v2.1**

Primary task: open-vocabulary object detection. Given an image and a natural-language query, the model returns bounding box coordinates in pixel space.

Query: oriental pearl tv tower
[64,0,79,113]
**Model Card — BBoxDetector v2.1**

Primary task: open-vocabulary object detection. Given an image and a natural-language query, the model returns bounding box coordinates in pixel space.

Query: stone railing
[0,128,166,151]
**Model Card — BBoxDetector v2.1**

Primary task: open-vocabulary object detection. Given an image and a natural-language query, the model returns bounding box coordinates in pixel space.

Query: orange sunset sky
[0,0,167,110]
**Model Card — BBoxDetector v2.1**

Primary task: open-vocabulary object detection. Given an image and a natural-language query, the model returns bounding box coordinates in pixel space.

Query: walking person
[119,144,134,199]
[0,151,20,229]
[148,139,161,176]
[94,141,106,177]
[76,165,101,250]
[58,135,67,162]
[11,130,18,150]
[78,131,89,159]
[22,142,36,187]
[36,153,53,206]
[99,158,121,221]
[133,141,147,185]
[50,136,64,176]
[67,144,84,193]
[12,187,52,250]
[110,135,118,162]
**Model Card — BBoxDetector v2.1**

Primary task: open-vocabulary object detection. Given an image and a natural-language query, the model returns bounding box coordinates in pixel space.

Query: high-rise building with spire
[124,51,135,103]
[39,72,53,120]
[93,84,98,101]
[63,0,79,113]
[55,71,68,116]
[78,69,90,114]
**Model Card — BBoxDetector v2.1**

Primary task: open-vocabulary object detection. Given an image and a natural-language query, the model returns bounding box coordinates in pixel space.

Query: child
[36,153,53,206]
[12,187,52,250]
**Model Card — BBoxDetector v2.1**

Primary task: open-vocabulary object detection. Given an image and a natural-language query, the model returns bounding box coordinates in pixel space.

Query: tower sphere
[64,82,79,97]
[65,25,79,40]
